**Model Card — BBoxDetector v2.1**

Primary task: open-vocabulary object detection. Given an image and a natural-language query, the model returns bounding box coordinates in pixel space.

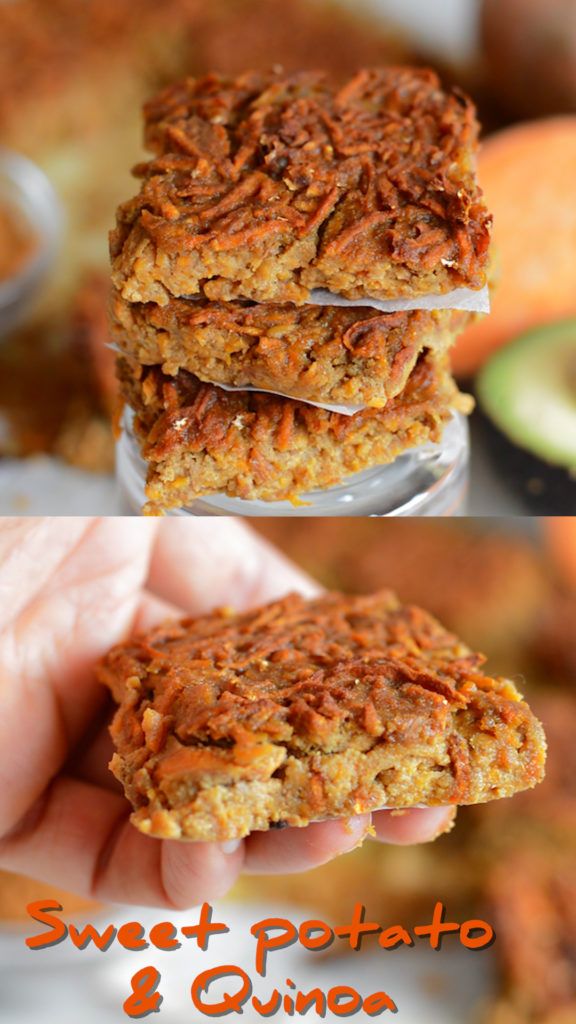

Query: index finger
[147,519,320,615]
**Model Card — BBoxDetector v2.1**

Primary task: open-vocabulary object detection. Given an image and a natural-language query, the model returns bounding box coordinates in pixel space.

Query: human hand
[0,517,454,909]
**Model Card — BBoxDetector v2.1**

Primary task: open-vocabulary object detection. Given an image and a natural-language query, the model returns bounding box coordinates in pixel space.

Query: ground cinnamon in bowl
[0,198,37,285]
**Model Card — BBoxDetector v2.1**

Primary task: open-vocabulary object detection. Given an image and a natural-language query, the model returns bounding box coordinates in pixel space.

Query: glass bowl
[0,147,62,336]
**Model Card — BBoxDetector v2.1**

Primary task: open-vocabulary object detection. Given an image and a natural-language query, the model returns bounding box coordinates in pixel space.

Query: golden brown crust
[117,350,472,511]
[110,289,467,407]
[99,590,546,841]
[475,694,576,854]
[110,67,492,305]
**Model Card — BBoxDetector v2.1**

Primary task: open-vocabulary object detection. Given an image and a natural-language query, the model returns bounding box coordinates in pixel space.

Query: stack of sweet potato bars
[110,68,492,513]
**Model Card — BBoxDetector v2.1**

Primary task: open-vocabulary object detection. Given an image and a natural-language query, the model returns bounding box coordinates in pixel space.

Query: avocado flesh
[477,319,576,470]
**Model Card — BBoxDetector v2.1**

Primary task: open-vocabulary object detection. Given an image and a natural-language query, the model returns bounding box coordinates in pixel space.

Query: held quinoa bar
[117,350,472,513]
[110,68,492,305]
[110,288,468,408]
[98,591,546,841]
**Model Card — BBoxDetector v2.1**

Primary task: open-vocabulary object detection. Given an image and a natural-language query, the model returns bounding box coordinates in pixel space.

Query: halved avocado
[477,319,576,470]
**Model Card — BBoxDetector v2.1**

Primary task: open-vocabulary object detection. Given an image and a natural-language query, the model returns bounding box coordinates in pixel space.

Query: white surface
[0,456,122,515]
[202,380,365,415]
[356,0,482,63]
[309,284,490,315]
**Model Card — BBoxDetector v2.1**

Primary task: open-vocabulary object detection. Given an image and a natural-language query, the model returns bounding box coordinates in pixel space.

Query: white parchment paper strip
[182,283,490,313]
[307,283,490,314]
[213,381,366,415]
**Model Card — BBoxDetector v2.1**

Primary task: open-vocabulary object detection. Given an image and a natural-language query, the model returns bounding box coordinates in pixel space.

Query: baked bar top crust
[118,350,470,511]
[110,67,492,305]
[98,591,546,841]
[110,289,466,407]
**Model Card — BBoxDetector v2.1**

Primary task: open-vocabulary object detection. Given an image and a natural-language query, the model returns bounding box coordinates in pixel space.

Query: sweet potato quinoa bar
[117,350,471,513]
[110,67,492,305]
[98,591,546,842]
[110,289,467,407]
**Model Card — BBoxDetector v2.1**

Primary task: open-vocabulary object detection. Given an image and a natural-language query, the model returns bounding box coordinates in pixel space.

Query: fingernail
[432,806,457,840]
[219,839,242,855]
[342,814,372,848]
